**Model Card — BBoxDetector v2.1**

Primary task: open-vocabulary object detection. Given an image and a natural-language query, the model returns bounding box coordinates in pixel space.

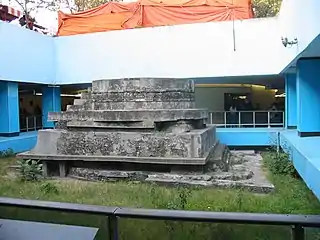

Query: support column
[0,81,20,136]
[42,85,61,128]
[285,73,297,129]
[297,58,320,137]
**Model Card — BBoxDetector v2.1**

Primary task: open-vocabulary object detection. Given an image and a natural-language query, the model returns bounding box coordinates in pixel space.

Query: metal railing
[19,115,43,132]
[0,197,319,240]
[208,111,285,128]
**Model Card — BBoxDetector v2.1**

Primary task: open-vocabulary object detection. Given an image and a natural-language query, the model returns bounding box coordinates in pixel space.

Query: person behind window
[229,103,238,127]
[269,103,278,124]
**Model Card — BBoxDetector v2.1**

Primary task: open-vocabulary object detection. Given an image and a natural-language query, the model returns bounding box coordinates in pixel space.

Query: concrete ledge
[67,101,195,111]
[280,130,320,200]
[49,109,208,122]
[17,152,208,165]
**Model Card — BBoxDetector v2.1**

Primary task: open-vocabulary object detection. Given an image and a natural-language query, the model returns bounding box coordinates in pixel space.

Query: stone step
[17,153,209,166]
[73,99,86,105]
[66,120,155,129]
[88,91,195,102]
[66,119,206,133]
[92,78,194,93]
[66,101,195,111]
[49,109,208,122]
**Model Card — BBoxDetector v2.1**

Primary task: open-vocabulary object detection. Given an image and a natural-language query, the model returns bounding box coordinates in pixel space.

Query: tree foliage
[10,0,120,15]
[10,0,281,20]
[73,0,108,12]
[66,0,281,16]
[57,0,120,13]
[10,0,56,15]
[252,0,282,18]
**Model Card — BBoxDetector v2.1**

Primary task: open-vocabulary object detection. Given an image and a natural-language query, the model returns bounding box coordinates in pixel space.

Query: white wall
[55,17,295,84]
[279,0,320,56]
[1,0,319,85]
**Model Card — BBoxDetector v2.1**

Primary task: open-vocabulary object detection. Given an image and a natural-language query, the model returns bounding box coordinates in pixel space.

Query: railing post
[277,131,280,153]
[224,112,227,128]
[34,116,37,131]
[282,111,285,128]
[291,225,304,240]
[238,111,241,128]
[267,111,270,128]
[108,215,119,240]
[253,111,256,128]
[26,116,29,132]
[209,112,213,125]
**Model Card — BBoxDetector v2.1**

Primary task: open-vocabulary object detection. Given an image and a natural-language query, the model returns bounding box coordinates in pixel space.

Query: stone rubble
[69,151,274,193]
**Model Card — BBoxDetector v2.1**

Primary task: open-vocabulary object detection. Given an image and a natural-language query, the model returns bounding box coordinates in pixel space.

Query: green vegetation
[16,159,43,182]
[0,153,319,240]
[0,148,14,158]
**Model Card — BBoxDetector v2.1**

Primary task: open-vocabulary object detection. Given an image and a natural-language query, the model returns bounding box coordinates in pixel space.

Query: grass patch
[0,155,319,239]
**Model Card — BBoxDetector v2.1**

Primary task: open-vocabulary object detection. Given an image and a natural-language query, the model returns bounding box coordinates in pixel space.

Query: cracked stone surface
[69,151,274,193]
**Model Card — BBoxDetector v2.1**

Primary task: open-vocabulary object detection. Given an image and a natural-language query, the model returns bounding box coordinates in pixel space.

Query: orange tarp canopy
[57,0,253,36]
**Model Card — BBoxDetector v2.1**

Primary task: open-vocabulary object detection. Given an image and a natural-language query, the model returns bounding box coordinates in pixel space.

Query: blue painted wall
[281,131,320,199]
[0,22,55,84]
[0,81,19,136]
[296,58,320,135]
[42,86,61,128]
[216,128,282,147]
[285,73,297,128]
[0,132,37,153]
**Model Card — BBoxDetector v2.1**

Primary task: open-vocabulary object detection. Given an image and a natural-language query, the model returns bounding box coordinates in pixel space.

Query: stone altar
[18,78,229,177]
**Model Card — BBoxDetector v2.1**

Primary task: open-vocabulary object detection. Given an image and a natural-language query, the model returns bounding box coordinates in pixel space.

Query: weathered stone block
[21,125,214,160]
[56,126,215,158]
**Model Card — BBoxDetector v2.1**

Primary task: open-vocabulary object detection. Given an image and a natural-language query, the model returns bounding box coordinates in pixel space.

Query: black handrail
[0,197,116,216]
[0,197,320,240]
[115,208,320,227]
